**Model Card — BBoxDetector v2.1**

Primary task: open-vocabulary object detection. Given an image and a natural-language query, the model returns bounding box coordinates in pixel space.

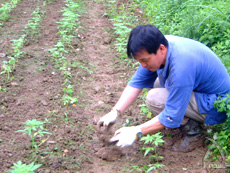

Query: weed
[1,61,12,80]
[61,95,78,105]
[71,61,93,75]
[63,112,70,122]
[205,94,230,164]
[131,165,142,172]
[16,119,51,155]
[8,56,17,69]
[139,103,152,118]
[1,34,26,80]
[9,160,41,173]
[140,132,165,172]
[24,7,44,40]
[88,124,95,132]
[63,85,74,96]
[0,0,22,22]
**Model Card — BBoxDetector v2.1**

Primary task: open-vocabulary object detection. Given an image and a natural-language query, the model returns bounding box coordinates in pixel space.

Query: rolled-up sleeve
[128,64,157,89]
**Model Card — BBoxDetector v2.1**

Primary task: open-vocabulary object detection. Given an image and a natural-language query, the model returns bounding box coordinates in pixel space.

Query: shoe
[172,119,204,152]
[180,119,202,136]
[172,134,203,152]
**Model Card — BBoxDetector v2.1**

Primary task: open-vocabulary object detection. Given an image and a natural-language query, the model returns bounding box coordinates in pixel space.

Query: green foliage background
[138,0,230,71]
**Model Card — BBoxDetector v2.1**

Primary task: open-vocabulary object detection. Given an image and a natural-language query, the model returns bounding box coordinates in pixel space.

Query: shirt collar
[157,40,172,78]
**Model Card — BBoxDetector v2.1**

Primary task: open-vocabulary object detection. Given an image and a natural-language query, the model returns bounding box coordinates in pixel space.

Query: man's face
[134,44,167,71]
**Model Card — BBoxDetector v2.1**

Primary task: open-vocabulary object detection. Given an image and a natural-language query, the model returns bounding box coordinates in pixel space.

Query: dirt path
[75,1,142,172]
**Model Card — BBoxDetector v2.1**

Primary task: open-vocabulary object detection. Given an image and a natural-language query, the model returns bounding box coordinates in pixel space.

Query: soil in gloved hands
[96,123,117,147]
[95,121,123,161]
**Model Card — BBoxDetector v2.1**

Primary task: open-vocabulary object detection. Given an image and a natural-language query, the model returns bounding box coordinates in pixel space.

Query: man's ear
[159,44,167,55]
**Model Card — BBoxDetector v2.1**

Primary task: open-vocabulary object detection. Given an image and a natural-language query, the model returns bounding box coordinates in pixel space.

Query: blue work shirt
[128,35,230,128]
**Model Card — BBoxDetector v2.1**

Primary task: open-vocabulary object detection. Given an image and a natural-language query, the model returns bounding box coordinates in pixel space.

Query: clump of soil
[96,125,115,147]
[95,147,123,161]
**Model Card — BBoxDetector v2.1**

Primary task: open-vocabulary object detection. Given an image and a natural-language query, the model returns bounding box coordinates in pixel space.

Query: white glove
[98,108,119,127]
[110,126,142,147]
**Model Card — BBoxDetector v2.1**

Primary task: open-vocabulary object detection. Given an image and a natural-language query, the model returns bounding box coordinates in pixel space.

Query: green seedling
[12,36,25,48]
[61,95,78,105]
[11,34,26,60]
[0,86,7,92]
[24,7,44,40]
[50,42,69,59]
[63,112,69,122]
[57,4,80,35]
[0,3,11,21]
[140,132,165,172]
[9,160,42,173]
[139,103,153,118]
[88,124,95,132]
[0,0,22,22]
[62,70,72,78]
[63,85,74,96]
[131,165,142,172]
[79,64,93,75]
[71,61,93,75]
[43,1,47,6]
[8,56,17,69]
[16,119,51,155]
[1,61,12,80]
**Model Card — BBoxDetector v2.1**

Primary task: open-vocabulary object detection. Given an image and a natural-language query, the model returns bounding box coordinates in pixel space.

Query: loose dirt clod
[96,125,115,147]
[95,147,123,161]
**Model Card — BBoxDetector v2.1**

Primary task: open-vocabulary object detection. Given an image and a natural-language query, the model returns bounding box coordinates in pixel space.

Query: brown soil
[0,0,228,172]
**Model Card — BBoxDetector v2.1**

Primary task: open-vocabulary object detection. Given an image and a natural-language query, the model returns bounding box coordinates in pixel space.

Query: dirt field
[0,0,228,172]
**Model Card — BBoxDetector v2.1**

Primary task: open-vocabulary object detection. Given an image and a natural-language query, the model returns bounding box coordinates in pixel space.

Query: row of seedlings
[1,3,46,81]
[5,2,50,172]
[49,0,82,107]
[0,0,22,24]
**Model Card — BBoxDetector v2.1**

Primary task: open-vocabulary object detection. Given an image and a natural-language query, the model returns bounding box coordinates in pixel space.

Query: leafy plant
[104,0,139,60]
[63,112,70,122]
[24,7,44,39]
[139,89,153,118]
[0,3,12,22]
[9,160,41,173]
[139,103,152,118]
[0,0,22,22]
[205,94,230,165]
[63,85,74,96]
[16,119,51,155]
[61,95,78,105]
[8,56,17,69]
[0,61,12,80]
[140,132,165,172]
[0,86,7,92]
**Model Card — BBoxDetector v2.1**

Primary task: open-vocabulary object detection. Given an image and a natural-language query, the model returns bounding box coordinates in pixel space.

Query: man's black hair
[127,25,168,58]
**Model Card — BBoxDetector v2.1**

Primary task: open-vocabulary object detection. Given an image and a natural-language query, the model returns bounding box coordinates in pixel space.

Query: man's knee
[146,88,168,108]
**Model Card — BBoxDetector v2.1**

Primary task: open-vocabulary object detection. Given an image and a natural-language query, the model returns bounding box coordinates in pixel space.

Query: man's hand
[110,126,141,147]
[97,108,119,128]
